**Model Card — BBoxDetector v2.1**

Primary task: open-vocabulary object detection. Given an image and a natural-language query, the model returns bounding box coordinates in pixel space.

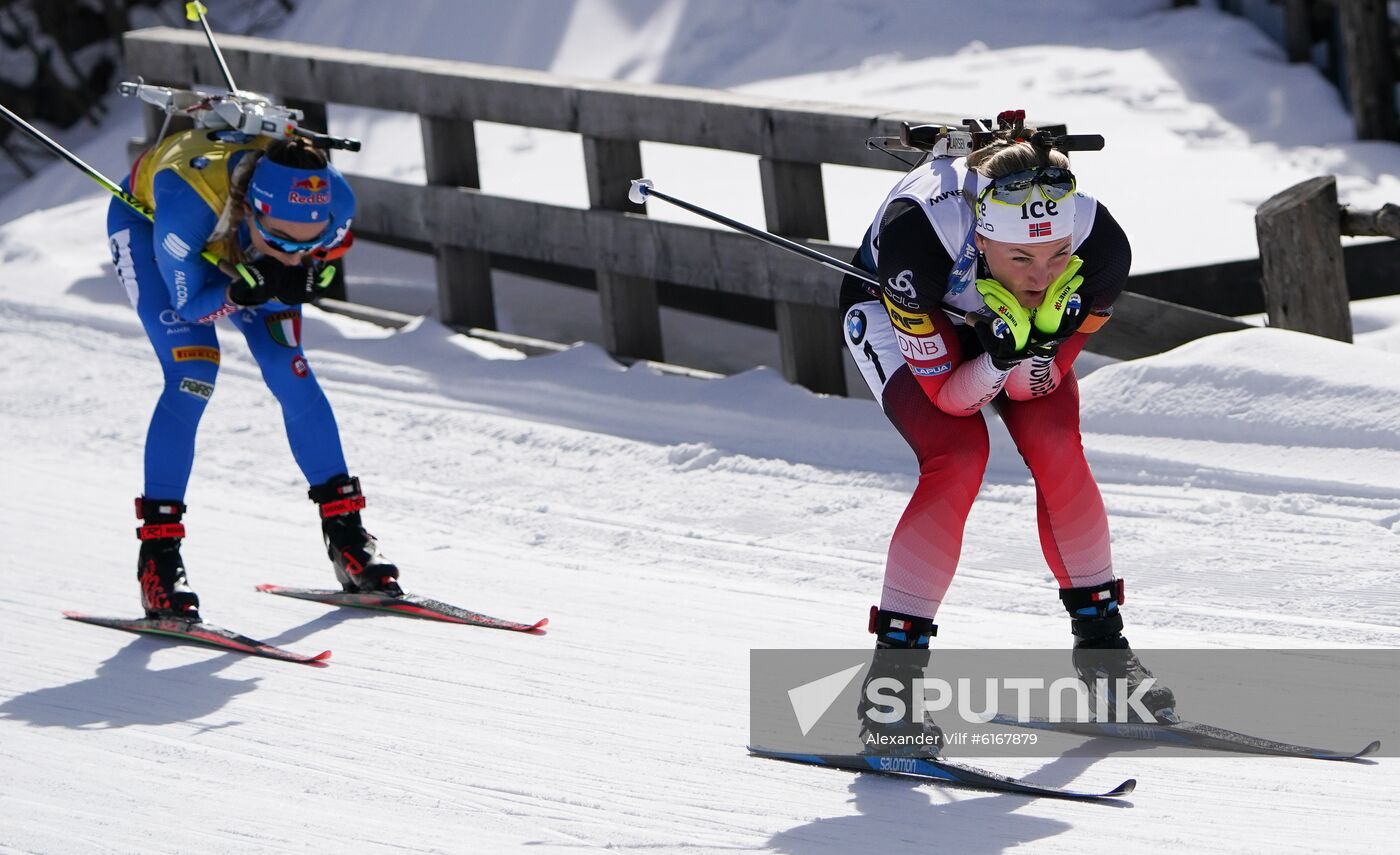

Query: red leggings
[877,362,1114,619]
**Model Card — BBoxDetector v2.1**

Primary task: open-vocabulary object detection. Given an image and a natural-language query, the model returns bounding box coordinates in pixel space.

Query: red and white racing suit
[841,158,1131,619]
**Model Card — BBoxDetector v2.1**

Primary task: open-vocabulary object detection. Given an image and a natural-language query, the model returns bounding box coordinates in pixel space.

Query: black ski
[748,747,1135,801]
[256,585,547,632]
[988,714,1380,761]
[63,611,331,666]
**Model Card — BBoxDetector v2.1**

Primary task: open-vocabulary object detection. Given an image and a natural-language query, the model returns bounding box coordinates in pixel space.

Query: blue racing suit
[107,131,355,499]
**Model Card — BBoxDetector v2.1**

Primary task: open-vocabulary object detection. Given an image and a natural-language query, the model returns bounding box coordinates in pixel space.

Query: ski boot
[857,607,945,757]
[135,497,201,621]
[1061,579,1177,722]
[308,474,402,596]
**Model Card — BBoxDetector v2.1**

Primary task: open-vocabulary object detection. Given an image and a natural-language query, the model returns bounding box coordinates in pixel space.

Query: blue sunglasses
[252,212,329,254]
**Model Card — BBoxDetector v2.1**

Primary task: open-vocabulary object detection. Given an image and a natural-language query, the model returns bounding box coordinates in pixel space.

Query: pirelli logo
[882,296,933,335]
[172,346,221,365]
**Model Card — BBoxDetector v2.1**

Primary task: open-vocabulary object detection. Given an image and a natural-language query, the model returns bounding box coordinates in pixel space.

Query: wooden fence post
[1281,0,1314,63]
[583,136,663,362]
[759,158,845,395]
[1255,176,1352,342]
[1337,0,1398,140]
[422,116,496,329]
[285,98,347,301]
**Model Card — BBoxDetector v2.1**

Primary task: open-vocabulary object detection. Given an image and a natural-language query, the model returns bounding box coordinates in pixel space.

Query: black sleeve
[873,199,954,314]
[1073,201,1131,313]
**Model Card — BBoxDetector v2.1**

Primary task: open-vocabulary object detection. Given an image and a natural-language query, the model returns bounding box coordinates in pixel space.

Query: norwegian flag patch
[1029,221,1053,238]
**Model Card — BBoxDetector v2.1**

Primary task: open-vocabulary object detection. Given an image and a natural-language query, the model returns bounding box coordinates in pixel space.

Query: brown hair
[209,136,329,265]
[964,136,1070,219]
[966,137,1070,179]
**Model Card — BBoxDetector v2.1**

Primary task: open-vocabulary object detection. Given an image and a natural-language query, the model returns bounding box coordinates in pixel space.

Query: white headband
[972,172,1077,244]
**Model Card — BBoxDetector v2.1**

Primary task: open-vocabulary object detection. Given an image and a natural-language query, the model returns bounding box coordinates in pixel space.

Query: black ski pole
[627,178,976,321]
[0,101,150,217]
[0,100,225,268]
[185,2,239,94]
[628,178,878,289]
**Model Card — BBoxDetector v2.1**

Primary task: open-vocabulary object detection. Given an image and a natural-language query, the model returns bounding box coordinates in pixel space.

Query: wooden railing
[124,27,1247,393]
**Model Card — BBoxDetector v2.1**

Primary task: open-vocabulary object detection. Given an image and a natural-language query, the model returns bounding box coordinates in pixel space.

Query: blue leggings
[108,202,348,500]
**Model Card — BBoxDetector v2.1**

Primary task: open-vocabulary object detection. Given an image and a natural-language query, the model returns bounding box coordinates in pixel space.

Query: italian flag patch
[265,310,301,348]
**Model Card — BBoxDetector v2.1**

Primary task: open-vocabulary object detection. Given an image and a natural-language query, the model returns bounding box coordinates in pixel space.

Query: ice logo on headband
[976,193,1075,244]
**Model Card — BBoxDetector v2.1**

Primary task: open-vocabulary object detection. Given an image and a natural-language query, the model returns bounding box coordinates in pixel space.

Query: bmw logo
[190,156,210,170]
[847,309,867,344]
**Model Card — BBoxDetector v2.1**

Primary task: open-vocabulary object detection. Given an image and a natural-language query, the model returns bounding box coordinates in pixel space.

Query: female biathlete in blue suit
[108,129,400,620]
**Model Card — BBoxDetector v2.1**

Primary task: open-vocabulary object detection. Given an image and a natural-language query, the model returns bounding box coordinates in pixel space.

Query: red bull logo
[293,175,327,192]
[288,174,331,206]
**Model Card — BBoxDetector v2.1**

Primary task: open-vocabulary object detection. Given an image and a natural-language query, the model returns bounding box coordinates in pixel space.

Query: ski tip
[531,617,549,631]
[1357,740,1381,758]
[307,649,333,666]
[1109,778,1137,797]
[254,584,282,593]
[62,610,82,619]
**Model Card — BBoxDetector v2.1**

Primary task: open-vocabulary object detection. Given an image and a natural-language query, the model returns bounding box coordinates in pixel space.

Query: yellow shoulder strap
[132,131,269,217]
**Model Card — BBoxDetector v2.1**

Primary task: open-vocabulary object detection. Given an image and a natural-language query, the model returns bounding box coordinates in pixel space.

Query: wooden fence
[124,27,1248,394]
[1256,175,1400,342]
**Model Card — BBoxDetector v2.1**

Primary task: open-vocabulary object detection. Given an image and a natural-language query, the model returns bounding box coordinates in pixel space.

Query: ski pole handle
[628,178,653,205]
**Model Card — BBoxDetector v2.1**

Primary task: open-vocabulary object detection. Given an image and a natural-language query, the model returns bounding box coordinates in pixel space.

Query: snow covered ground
[2,2,1399,853]
[2,195,1398,854]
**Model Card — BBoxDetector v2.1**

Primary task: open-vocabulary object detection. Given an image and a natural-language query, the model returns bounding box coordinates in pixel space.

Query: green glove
[1033,255,1085,335]
[974,277,1032,351]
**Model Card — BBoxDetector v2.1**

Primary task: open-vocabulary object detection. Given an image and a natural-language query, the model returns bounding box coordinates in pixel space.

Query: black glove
[970,314,1032,371]
[229,256,319,306]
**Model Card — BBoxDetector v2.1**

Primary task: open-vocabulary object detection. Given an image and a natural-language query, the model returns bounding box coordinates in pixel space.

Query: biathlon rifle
[866,109,1103,167]
[118,2,360,152]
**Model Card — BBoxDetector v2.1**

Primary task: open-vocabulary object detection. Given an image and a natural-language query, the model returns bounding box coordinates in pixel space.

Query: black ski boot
[135,497,201,621]
[309,474,402,596]
[857,607,945,757]
[1061,579,1177,722]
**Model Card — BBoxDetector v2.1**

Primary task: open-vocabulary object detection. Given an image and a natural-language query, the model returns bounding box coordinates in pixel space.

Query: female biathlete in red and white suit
[844,136,1174,752]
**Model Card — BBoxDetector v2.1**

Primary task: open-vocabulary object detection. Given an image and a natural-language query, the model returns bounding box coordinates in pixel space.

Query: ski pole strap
[137,523,186,540]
